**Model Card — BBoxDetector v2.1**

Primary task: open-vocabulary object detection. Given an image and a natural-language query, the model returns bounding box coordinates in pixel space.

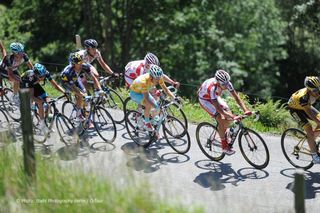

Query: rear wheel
[281,128,313,170]
[196,122,225,161]
[1,88,21,121]
[238,128,270,169]
[125,109,155,147]
[61,100,77,124]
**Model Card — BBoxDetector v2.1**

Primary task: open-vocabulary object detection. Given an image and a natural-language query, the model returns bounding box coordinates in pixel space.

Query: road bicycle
[196,112,270,169]
[32,97,77,145]
[123,86,188,136]
[281,127,320,170]
[0,107,12,140]
[124,88,190,154]
[0,80,21,121]
[62,93,117,143]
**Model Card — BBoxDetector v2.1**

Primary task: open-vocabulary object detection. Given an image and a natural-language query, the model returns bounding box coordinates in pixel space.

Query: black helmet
[84,39,98,48]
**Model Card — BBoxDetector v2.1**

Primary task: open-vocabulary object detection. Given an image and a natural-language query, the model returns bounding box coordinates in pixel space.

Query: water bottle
[47,113,54,123]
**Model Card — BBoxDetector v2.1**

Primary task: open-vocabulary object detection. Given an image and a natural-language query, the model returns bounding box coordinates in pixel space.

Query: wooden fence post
[294,169,305,213]
[20,89,36,181]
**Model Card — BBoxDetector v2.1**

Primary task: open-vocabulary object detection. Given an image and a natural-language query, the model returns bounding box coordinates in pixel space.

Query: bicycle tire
[166,103,188,135]
[196,122,225,161]
[61,100,77,124]
[32,108,47,143]
[281,128,313,170]
[125,109,155,148]
[1,88,21,121]
[93,106,117,143]
[162,115,190,154]
[0,108,13,141]
[56,113,78,146]
[103,88,125,124]
[238,128,270,169]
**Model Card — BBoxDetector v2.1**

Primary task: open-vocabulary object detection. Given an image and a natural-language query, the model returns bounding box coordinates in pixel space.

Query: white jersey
[76,49,102,64]
[198,77,234,100]
[124,60,146,80]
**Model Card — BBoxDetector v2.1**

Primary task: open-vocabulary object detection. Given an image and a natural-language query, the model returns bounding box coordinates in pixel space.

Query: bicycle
[124,89,190,154]
[281,127,320,170]
[63,93,117,143]
[32,97,77,145]
[0,81,21,121]
[123,86,188,136]
[196,112,270,169]
[99,74,125,124]
[0,107,12,139]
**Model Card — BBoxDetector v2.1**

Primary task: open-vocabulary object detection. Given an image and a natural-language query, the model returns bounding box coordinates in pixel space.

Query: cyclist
[287,76,320,164]
[0,42,33,104]
[61,52,103,121]
[76,39,118,93]
[130,64,176,131]
[198,69,252,155]
[125,52,179,88]
[21,63,65,132]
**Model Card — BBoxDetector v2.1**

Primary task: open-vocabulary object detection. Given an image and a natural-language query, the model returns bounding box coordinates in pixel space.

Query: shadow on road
[121,141,190,173]
[194,160,269,191]
[281,168,320,199]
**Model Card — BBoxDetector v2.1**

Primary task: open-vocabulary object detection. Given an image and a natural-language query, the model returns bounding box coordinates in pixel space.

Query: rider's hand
[244,111,252,116]
[94,90,105,97]
[233,115,242,121]
[173,81,180,88]
[111,72,119,78]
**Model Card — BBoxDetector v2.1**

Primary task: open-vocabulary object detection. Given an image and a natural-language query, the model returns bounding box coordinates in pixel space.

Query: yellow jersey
[130,73,165,93]
[287,88,319,110]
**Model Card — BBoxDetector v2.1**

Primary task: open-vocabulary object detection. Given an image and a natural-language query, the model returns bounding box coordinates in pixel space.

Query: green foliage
[0,147,203,213]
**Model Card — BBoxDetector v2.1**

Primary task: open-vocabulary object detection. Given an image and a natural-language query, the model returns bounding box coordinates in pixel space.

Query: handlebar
[235,111,260,123]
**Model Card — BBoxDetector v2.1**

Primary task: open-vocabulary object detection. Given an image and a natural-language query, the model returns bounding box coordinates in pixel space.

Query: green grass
[0,146,203,213]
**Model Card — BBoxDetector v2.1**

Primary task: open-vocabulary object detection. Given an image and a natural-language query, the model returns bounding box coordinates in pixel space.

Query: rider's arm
[305,106,320,125]
[97,56,114,75]
[26,61,33,70]
[230,90,250,113]
[212,99,235,120]
[49,79,65,94]
[0,41,6,58]
[163,74,180,88]
[159,82,175,99]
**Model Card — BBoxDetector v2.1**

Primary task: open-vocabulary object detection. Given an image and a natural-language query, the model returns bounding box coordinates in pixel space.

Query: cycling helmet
[144,52,160,66]
[34,63,47,77]
[215,69,230,84]
[304,76,320,91]
[69,52,83,65]
[10,42,24,53]
[149,64,163,79]
[84,39,98,48]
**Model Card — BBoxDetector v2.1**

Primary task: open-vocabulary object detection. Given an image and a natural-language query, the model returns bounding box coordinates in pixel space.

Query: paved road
[5,108,320,213]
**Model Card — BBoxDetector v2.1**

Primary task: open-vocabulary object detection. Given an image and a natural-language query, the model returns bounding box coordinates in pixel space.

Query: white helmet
[215,69,230,84]
[144,52,160,66]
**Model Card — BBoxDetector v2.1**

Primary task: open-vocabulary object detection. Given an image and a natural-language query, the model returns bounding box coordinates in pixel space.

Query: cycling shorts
[198,97,229,118]
[130,90,158,109]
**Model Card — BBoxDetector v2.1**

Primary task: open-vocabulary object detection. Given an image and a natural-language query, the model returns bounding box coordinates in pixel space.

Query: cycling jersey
[76,49,102,64]
[124,60,147,87]
[60,64,92,85]
[130,73,165,94]
[21,69,53,88]
[287,88,318,110]
[198,77,234,100]
[0,53,29,77]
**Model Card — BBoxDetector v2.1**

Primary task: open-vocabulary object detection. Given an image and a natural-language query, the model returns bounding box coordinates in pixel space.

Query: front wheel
[195,122,225,161]
[93,106,117,143]
[56,113,78,146]
[1,88,21,121]
[238,128,270,169]
[162,115,190,154]
[281,128,313,170]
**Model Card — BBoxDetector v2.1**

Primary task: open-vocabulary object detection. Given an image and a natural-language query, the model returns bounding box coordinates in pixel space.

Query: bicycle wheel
[1,88,21,121]
[56,113,78,146]
[125,109,155,147]
[238,128,270,169]
[103,88,125,124]
[32,109,47,143]
[281,128,313,170]
[196,122,225,161]
[0,108,12,141]
[162,115,190,154]
[93,106,117,143]
[61,100,77,124]
[166,103,188,134]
